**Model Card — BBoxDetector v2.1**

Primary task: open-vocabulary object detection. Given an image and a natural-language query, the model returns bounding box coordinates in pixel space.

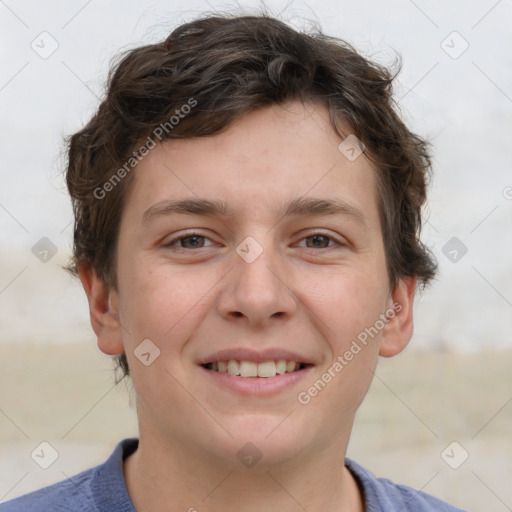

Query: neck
[123,430,364,512]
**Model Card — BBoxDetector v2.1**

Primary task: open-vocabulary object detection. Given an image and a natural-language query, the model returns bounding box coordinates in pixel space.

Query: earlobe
[378,277,417,358]
[78,262,125,356]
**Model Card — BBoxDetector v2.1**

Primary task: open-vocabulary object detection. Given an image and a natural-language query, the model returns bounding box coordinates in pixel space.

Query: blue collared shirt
[0,438,468,511]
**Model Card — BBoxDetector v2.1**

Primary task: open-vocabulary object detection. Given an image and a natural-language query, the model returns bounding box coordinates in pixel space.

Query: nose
[216,239,297,328]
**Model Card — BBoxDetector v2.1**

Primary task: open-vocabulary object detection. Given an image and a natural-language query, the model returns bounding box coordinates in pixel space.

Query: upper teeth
[210,360,302,378]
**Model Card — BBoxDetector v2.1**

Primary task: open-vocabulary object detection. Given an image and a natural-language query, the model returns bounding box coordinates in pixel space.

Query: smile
[202,360,310,378]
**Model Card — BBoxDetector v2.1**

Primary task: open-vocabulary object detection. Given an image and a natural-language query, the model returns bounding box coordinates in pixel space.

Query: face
[88,100,414,469]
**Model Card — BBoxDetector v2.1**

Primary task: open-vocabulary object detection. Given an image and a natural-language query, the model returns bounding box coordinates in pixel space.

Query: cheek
[303,268,389,346]
[117,258,216,346]
[316,270,387,411]
[300,275,385,427]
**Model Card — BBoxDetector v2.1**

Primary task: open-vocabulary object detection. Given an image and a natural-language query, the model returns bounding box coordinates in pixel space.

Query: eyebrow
[142,196,368,226]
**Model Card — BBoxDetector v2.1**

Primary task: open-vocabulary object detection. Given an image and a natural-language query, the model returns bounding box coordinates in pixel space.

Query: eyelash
[164,231,344,251]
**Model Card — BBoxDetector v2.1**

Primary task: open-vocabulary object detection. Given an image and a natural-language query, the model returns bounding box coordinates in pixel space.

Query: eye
[296,233,342,249]
[165,232,214,250]
[164,231,344,251]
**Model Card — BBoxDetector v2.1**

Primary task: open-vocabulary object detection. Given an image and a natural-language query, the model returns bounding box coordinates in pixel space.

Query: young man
[1,13,467,512]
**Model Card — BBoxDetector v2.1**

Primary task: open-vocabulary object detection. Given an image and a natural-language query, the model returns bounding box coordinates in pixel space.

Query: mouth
[201,360,312,378]
[199,356,314,396]
[197,348,315,395]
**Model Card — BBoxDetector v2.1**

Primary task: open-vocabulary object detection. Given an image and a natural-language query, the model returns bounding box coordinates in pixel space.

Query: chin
[213,414,316,469]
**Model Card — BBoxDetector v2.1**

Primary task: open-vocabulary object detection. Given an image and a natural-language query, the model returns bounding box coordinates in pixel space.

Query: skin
[80,100,416,512]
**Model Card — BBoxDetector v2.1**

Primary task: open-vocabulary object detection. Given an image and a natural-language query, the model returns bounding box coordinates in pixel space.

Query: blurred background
[0,1,511,510]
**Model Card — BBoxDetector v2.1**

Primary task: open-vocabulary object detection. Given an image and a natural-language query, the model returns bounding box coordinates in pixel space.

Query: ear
[379,277,417,358]
[78,262,124,356]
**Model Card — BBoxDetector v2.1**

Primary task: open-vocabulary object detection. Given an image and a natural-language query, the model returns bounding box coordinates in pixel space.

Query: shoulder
[0,439,138,512]
[0,467,96,512]
[345,458,468,512]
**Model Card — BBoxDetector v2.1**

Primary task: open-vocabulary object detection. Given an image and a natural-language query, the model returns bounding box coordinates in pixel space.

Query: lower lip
[199,365,314,396]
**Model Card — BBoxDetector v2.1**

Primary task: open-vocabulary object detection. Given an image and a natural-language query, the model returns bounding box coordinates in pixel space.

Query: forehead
[121,101,379,228]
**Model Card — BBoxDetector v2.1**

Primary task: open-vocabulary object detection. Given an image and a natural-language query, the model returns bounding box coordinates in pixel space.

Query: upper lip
[198,348,315,365]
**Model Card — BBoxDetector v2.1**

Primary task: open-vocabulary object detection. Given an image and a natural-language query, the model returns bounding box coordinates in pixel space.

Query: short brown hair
[65,13,437,377]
